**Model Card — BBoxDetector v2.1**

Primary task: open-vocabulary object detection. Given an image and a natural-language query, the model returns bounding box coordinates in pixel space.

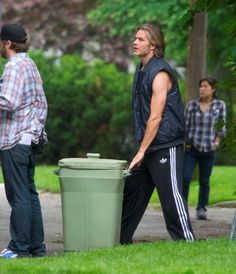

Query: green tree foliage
[180,0,236,161]
[180,0,236,32]
[6,51,134,163]
[181,0,236,82]
[180,0,236,92]
[88,0,189,65]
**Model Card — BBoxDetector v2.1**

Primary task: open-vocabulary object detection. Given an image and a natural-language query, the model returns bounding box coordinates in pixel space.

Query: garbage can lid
[58,153,127,170]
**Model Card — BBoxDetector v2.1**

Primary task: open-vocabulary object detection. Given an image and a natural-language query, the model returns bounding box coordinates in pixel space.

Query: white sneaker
[0,248,18,259]
[196,208,207,220]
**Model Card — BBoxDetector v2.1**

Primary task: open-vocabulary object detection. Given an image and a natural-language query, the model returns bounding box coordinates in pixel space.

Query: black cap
[0,24,27,43]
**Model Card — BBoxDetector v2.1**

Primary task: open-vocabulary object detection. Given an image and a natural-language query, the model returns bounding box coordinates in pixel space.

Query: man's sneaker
[0,248,18,259]
[196,208,207,220]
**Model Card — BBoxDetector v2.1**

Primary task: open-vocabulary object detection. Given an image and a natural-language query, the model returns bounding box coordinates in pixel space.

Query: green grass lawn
[0,238,235,274]
[0,165,60,193]
[0,165,235,206]
[34,165,60,193]
[0,166,235,272]
[150,166,236,206]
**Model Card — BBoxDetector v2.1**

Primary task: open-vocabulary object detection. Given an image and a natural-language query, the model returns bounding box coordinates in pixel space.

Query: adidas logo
[160,158,167,164]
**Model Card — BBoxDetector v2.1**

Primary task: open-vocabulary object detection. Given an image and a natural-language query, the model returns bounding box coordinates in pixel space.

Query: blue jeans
[183,146,216,209]
[0,144,45,256]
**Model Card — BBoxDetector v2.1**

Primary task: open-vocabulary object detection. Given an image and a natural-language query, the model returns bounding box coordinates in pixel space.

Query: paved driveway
[0,184,235,255]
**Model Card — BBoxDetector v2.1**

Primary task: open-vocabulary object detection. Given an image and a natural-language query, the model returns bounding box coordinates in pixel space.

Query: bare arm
[128,71,172,171]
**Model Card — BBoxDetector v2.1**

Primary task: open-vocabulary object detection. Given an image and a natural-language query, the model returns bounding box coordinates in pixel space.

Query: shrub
[29,51,134,163]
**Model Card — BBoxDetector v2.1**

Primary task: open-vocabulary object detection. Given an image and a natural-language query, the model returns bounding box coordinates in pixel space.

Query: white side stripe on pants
[169,147,195,241]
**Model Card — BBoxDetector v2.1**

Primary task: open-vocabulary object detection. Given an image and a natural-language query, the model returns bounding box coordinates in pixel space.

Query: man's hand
[128,150,145,171]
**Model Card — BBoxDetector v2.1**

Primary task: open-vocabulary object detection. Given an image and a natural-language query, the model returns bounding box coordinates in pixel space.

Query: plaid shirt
[0,53,48,150]
[185,99,226,152]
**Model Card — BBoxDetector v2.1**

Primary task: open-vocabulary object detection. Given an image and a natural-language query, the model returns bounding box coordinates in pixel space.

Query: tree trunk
[186,5,208,102]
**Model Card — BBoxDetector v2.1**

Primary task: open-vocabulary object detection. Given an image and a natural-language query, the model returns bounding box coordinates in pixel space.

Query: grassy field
[0,165,60,192]
[0,166,235,272]
[150,165,236,206]
[0,165,235,206]
[0,238,235,274]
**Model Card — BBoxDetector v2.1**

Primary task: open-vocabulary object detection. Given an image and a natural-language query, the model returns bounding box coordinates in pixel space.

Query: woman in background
[183,77,226,220]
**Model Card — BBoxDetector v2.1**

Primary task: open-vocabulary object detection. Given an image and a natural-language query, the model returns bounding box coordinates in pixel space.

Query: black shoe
[196,208,207,220]
[30,242,46,257]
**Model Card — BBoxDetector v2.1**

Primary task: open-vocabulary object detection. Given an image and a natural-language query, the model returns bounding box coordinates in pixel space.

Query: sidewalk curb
[211,201,236,208]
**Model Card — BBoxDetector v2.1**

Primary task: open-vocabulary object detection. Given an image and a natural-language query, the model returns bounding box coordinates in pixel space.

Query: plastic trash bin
[57,153,127,251]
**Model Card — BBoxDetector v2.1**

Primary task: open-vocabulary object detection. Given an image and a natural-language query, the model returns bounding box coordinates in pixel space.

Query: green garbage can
[57,153,127,251]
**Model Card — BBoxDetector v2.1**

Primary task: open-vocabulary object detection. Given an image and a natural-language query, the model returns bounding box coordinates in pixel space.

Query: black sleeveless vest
[132,55,185,151]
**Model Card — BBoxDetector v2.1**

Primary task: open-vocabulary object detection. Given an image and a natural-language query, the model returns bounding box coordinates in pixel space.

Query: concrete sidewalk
[0,184,235,255]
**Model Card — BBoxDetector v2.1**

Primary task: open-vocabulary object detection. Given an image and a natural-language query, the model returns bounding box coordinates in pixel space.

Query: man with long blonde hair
[120,24,195,243]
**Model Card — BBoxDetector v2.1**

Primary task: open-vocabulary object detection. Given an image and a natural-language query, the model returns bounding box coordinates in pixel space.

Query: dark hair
[199,76,218,98]
[9,41,30,53]
[2,40,30,53]
[136,24,165,58]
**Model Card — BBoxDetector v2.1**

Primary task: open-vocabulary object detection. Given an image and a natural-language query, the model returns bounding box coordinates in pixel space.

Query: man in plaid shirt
[0,24,47,258]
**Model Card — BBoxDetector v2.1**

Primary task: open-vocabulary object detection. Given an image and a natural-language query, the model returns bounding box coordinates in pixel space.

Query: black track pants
[120,145,195,243]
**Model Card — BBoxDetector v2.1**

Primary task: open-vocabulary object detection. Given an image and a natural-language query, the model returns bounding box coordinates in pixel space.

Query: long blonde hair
[136,24,165,58]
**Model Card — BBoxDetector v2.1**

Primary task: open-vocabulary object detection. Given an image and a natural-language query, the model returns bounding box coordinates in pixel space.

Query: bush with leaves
[0,51,134,163]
